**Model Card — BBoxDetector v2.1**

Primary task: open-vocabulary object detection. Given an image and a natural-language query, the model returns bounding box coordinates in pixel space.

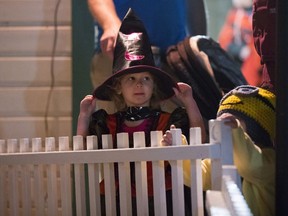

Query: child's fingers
[161,130,173,146]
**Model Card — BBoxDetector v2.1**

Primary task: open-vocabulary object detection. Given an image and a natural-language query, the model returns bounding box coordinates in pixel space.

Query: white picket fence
[0,120,250,216]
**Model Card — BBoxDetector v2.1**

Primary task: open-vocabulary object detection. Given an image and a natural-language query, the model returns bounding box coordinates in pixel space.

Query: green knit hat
[217,85,276,147]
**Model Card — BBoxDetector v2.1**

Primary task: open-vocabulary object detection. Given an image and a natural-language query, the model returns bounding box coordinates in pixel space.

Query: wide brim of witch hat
[93,8,178,101]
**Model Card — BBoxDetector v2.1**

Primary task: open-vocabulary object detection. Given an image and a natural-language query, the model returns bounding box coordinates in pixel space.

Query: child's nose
[136,79,143,86]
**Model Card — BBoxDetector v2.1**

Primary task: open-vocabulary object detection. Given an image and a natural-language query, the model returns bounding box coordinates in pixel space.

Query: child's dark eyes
[127,76,151,81]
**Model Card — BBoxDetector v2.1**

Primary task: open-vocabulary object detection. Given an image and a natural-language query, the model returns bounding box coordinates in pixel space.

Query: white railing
[0,120,248,216]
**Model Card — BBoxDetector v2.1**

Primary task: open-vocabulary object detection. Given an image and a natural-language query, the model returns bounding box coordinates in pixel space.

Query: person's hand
[173,82,206,142]
[79,95,97,118]
[77,95,96,136]
[161,125,176,146]
[100,25,120,59]
[173,82,194,107]
[217,113,238,129]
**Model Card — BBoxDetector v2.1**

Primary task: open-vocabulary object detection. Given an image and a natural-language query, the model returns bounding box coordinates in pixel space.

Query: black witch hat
[93,8,178,101]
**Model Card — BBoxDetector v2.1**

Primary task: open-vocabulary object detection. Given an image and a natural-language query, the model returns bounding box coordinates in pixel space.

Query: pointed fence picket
[0,119,246,216]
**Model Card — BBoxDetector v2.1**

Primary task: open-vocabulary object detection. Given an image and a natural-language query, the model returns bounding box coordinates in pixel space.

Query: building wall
[0,0,72,139]
[0,0,231,140]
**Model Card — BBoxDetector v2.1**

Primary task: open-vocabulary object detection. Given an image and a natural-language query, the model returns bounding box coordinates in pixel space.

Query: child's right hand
[161,125,176,146]
[79,95,97,117]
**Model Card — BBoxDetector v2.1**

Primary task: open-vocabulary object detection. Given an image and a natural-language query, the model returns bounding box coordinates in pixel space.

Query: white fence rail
[0,120,248,216]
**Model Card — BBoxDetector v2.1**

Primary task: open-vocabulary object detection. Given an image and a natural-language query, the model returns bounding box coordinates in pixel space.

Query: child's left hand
[173,82,194,107]
[173,82,206,142]
[161,125,176,146]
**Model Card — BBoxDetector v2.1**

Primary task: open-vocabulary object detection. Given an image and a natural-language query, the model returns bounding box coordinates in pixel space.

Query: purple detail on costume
[122,33,144,61]
[122,32,142,41]
[125,51,145,61]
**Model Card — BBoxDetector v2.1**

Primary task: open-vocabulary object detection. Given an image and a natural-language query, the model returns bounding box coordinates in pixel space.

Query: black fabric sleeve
[166,107,190,140]
[88,109,109,149]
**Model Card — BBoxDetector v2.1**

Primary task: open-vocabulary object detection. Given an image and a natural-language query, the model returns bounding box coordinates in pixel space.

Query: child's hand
[77,95,97,136]
[173,82,193,107]
[161,125,176,146]
[79,95,97,117]
[174,82,206,142]
[217,113,238,129]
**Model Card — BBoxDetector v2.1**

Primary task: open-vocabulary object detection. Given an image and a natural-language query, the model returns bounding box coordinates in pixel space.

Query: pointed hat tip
[119,8,145,34]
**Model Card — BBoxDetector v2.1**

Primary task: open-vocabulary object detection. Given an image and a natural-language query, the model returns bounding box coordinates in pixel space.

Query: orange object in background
[218,1,262,86]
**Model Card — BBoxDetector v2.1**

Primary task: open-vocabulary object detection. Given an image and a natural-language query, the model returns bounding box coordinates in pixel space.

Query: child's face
[119,72,154,107]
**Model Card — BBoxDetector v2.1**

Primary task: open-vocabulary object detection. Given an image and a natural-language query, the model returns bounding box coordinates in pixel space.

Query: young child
[217,85,276,216]
[77,9,205,215]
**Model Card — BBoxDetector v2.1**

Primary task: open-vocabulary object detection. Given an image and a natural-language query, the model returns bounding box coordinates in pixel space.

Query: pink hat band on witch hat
[93,8,178,101]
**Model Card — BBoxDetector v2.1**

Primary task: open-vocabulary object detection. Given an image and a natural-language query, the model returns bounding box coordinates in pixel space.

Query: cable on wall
[44,0,62,137]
